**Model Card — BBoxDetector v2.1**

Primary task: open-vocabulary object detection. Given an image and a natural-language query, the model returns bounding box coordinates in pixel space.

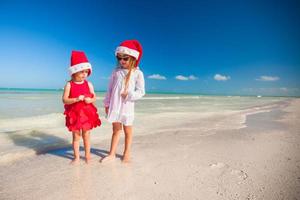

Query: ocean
[0,88,292,164]
[0,88,289,119]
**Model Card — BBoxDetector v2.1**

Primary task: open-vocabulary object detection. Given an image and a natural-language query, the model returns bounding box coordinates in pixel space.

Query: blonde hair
[117,54,136,92]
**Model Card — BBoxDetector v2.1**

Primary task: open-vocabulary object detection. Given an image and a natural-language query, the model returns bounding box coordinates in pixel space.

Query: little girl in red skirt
[62,50,101,164]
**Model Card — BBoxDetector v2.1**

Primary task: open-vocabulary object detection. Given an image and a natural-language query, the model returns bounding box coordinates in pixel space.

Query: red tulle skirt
[64,102,101,132]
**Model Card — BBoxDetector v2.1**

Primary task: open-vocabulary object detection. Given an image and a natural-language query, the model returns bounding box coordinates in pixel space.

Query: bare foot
[70,158,80,165]
[100,155,116,163]
[85,157,91,164]
[122,154,131,163]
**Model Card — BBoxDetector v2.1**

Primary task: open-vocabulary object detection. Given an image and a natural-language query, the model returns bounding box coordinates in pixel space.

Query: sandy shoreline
[1,99,300,199]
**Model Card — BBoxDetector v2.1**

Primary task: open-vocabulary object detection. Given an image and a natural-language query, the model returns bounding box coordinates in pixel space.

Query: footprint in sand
[209,162,227,169]
[230,169,248,180]
[209,162,251,198]
[209,162,248,181]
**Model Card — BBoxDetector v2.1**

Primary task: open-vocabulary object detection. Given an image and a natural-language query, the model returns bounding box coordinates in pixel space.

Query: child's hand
[105,107,109,115]
[84,97,93,104]
[121,91,128,99]
[77,95,85,101]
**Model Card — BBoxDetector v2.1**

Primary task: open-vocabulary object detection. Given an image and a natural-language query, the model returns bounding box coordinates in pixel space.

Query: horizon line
[0,87,299,98]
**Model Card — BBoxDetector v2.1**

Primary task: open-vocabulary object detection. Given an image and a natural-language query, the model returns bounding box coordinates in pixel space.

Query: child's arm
[103,71,115,108]
[127,71,145,101]
[85,82,97,104]
[62,82,82,104]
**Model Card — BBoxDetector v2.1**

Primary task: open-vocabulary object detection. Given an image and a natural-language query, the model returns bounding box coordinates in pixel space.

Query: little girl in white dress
[103,65,145,126]
[102,40,145,163]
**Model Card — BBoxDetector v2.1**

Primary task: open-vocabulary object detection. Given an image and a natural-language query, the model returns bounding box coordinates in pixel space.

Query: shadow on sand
[5,130,122,160]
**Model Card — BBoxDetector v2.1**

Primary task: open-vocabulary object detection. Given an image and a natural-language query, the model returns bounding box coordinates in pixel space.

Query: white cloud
[148,74,166,80]
[175,75,188,81]
[256,76,280,81]
[188,75,198,80]
[175,75,198,81]
[214,74,230,81]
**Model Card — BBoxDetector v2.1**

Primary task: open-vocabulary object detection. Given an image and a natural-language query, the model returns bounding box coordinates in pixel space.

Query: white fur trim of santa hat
[68,62,92,75]
[115,46,140,60]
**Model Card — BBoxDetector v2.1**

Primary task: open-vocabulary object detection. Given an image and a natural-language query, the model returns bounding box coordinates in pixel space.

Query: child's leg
[123,125,133,163]
[82,130,91,164]
[71,131,81,164]
[101,122,122,162]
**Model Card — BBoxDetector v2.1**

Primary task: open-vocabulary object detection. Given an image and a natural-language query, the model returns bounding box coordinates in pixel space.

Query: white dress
[103,66,145,126]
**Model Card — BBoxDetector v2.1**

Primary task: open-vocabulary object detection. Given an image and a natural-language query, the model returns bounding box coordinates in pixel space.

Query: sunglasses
[116,56,130,61]
[80,70,90,74]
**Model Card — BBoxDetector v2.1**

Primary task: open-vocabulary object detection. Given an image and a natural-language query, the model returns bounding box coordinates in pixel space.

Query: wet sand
[0,99,299,200]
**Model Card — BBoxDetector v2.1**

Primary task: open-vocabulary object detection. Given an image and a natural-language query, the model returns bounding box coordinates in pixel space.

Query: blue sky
[0,0,299,96]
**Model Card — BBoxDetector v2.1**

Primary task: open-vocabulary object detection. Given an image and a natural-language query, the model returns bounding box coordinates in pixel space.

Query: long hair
[124,57,136,92]
[117,55,136,92]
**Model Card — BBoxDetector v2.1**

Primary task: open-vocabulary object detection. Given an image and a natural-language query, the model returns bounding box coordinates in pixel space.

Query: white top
[103,66,145,126]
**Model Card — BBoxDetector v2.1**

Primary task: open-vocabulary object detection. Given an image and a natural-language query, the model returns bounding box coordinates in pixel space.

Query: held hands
[76,95,93,104]
[121,90,128,99]
[76,95,85,102]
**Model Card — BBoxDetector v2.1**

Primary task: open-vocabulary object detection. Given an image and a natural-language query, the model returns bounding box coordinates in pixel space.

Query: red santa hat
[115,40,143,67]
[68,50,92,76]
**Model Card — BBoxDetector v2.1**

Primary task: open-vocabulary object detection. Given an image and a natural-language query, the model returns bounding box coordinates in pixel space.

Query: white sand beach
[1,0,300,199]
[0,95,300,200]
